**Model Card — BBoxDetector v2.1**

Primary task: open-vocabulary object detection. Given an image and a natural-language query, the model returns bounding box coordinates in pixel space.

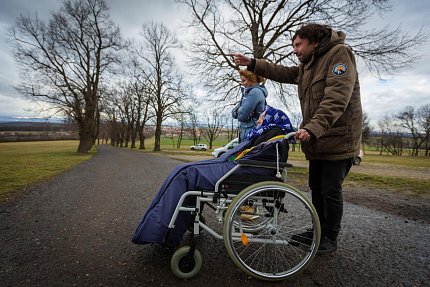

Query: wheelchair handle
[284,131,296,140]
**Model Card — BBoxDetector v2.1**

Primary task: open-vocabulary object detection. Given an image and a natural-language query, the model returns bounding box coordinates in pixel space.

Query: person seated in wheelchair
[132,105,294,248]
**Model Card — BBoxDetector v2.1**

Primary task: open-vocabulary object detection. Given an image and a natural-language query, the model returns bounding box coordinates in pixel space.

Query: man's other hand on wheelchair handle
[296,129,312,142]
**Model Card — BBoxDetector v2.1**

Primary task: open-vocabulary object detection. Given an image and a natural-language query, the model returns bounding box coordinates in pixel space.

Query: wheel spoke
[223,182,320,280]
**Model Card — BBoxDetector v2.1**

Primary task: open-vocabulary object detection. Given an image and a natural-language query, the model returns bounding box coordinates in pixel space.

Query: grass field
[140,136,428,167]
[0,141,94,202]
[1,137,428,203]
[138,136,430,195]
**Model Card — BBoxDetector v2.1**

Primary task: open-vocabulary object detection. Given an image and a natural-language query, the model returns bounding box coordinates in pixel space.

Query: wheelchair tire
[223,181,320,281]
[170,246,202,280]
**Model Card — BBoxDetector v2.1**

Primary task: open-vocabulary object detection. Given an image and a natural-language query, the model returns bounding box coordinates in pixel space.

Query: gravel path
[1,145,429,286]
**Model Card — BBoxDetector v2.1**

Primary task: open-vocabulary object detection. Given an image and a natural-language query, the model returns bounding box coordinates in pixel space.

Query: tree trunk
[154,126,161,151]
[176,125,184,149]
[77,119,95,153]
[124,128,130,148]
[130,125,137,148]
[78,133,93,153]
[154,115,162,151]
[139,133,146,150]
[92,108,100,146]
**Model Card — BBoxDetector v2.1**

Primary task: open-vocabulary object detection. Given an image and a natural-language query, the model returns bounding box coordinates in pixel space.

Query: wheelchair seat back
[220,137,291,194]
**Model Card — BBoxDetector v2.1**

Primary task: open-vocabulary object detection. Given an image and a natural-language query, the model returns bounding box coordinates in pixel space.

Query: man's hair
[292,23,331,44]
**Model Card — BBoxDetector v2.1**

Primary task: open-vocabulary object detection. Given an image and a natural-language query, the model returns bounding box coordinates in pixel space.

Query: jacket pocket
[309,75,326,115]
[311,75,326,101]
[315,126,354,156]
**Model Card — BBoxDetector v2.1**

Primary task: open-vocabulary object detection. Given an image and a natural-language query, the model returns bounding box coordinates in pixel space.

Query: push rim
[223,181,320,281]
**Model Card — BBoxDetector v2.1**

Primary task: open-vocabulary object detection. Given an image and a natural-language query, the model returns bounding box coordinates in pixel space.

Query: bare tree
[119,83,138,148]
[124,54,155,150]
[103,85,133,147]
[202,108,226,149]
[171,108,201,149]
[105,107,126,147]
[417,104,430,156]
[188,111,200,145]
[362,112,373,152]
[134,22,190,151]
[101,82,136,148]
[105,45,157,150]
[133,80,153,150]
[228,117,238,142]
[378,115,403,156]
[9,0,122,153]
[396,106,425,156]
[177,0,428,107]
[172,112,188,149]
[96,120,110,144]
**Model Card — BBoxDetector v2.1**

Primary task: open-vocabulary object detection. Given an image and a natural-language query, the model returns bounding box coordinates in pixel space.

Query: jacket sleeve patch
[332,63,347,76]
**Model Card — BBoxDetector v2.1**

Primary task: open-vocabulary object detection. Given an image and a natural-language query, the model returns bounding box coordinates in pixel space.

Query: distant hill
[0,115,64,124]
[0,121,65,131]
[0,120,79,142]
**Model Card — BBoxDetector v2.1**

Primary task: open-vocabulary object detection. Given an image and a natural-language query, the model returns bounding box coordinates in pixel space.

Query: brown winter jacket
[251,30,362,160]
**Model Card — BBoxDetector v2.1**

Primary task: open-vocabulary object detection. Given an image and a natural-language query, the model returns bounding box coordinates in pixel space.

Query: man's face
[293,36,318,63]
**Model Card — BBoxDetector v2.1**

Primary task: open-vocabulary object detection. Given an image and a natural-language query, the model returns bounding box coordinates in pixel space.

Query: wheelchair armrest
[237,159,293,168]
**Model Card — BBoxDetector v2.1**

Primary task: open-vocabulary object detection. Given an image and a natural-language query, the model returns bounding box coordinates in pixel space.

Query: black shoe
[290,229,314,246]
[317,237,337,255]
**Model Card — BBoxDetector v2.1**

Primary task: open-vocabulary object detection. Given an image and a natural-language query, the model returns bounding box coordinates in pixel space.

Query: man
[230,23,363,254]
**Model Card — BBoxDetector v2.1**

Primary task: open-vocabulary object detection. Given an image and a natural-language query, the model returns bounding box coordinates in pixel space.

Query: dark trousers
[309,159,352,241]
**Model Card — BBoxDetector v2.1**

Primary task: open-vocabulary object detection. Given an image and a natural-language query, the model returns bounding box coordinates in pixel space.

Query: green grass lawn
[141,136,428,168]
[2,137,427,203]
[136,136,429,195]
[345,172,429,195]
[286,167,429,195]
[157,136,234,150]
[359,152,430,168]
[0,140,94,202]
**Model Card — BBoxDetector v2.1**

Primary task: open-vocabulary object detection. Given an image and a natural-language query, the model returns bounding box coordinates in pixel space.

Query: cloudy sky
[0,0,429,125]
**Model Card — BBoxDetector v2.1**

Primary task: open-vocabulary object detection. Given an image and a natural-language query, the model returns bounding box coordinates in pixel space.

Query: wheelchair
[166,132,321,281]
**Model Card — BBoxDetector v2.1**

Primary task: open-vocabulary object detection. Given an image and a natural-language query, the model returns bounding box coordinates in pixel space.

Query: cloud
[0,0,428,125]
[0,0,187,118]
[107,0,187,38]
[361,73,430,125]
[0,92,43,117]
[355,0,430,126]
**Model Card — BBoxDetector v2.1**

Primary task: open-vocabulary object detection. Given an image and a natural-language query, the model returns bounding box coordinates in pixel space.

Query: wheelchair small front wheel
[170,246,202,280]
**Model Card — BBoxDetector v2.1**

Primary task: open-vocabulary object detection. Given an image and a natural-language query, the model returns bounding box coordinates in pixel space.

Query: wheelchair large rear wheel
[223,181,320,281]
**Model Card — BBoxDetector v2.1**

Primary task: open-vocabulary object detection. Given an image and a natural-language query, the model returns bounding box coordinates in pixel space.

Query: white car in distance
[190,143,208,151]
[211,138,239,158]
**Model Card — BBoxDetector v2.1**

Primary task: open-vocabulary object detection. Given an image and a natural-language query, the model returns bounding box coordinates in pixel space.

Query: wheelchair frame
[166,132,321,281]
